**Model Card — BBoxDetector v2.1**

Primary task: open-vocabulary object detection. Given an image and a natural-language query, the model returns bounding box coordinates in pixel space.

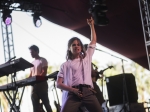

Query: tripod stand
[119,59,130,112]
[95,48,130,112]
[51,80,61,112]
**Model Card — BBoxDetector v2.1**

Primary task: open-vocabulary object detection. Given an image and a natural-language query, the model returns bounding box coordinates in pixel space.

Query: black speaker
[106,73,138,106]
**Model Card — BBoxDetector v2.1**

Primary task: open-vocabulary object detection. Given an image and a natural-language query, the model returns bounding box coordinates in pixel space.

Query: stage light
[89,0,109,26]
[32,13,42,28]
[2,10,12,25]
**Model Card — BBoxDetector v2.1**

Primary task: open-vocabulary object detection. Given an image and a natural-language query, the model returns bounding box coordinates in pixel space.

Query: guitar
[92,63,109,112]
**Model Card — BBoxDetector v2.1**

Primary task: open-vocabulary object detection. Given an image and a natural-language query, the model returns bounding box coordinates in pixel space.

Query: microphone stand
[102,74,104,97]
[0,99,2,112]
[101,71,105,99]
[119,59,130,112]
[96,48,130,112]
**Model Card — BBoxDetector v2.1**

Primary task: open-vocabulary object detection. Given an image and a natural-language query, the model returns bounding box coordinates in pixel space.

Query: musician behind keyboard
[29,45,52,112]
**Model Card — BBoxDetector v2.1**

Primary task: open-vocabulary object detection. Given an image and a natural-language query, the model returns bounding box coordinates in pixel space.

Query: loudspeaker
[130,103,145,112]
[106,73,138,106]
[109,103,145,112]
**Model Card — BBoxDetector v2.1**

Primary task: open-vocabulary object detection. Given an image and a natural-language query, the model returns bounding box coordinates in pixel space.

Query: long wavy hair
[66,37,86,60]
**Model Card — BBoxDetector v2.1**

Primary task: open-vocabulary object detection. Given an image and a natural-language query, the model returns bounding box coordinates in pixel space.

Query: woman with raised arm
[56,17,103,112]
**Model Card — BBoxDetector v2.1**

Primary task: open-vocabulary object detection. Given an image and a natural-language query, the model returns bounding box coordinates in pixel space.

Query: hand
[100,74,104,78]
[72,88,83,97]
[28,75,32,78]
[87,17,94,26]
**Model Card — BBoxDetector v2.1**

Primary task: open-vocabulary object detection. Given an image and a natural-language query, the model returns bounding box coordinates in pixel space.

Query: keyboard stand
[6,59,22,112]
[0,76,47,112]
[0,58,33,112]
[3,85,25,112]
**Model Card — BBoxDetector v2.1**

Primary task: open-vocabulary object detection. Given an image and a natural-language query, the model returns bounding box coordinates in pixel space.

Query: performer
[77,45,107,112]
[56,17,103,112]
[78,64,108,112]
[29,45,52,112]
[84,44,105,105]
[91,63,105,105]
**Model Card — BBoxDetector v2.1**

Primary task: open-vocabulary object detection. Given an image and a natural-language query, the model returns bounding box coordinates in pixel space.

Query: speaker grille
[106,73,138,106]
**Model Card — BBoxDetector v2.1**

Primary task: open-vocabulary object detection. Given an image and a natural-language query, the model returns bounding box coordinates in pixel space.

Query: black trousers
[31,82,52,112]
[61,86,103,112]
[93,82,105,105]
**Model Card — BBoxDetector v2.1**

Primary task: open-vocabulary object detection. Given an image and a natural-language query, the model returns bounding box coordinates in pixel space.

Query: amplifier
[106,73,138,106]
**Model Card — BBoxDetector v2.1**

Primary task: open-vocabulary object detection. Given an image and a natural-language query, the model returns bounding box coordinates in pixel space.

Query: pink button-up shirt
[57,44,96,106]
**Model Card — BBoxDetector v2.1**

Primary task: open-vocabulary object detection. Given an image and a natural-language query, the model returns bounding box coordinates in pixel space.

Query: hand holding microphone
[6,56,16,63]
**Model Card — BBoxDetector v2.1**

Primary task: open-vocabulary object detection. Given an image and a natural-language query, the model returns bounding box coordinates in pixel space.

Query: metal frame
[3,86,25,112]
[0,1,42,112]
[138,0,150,70]
[0,12,15,62]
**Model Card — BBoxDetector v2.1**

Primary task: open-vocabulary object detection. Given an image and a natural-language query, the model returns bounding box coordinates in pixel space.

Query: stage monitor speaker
[109,103,145,112]
[106,73,138,106]
[130,103,145,112]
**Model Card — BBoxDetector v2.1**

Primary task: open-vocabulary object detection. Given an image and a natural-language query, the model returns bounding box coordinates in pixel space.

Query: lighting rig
[0,1,42,111]
[0,0,42,27]
[89,0,109,26]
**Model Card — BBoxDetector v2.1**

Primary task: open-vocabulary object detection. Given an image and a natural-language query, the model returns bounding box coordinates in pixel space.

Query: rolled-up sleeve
[57,64,64,78]
[86,44,96,56]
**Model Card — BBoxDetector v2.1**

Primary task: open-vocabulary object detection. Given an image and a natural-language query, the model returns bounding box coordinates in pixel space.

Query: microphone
[80,52,84,56]
[98,66,113,74]
[79,52,84,59]
[6,56,16,63]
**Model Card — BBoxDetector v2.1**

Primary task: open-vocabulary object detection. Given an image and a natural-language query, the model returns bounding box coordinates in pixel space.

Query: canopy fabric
[35,0,148,69]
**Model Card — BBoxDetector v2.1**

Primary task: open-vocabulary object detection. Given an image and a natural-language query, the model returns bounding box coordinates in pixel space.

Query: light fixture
[89,0,109,26]
[32,13,42,28]
[2,10,12,25]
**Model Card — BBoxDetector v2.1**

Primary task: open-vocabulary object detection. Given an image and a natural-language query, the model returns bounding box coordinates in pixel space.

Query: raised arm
[87,17,97,45]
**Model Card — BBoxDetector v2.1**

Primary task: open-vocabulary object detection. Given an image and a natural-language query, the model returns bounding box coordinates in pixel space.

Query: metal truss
[0,12,15,62]
[0,0,42,62]
[0,0,42,13]
[139,0,150,70]
[0,1,42,112]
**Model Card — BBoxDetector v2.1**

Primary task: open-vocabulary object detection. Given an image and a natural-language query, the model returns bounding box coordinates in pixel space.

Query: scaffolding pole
[138,0,150,70]
[0,12,15,62]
